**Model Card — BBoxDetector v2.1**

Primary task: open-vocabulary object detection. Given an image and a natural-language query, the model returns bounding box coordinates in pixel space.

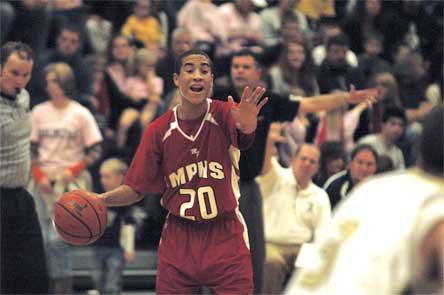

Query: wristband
[31,166,47,184]
[67,161,86,177]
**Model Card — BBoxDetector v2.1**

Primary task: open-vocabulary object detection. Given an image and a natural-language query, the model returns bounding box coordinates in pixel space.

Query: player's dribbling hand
[61,169,75,186]
[228,86,268,134]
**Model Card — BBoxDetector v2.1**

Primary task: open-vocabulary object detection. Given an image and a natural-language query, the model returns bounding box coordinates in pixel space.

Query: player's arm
[298,85,377,115]
[100,184,144,207]
[228,86,268,134]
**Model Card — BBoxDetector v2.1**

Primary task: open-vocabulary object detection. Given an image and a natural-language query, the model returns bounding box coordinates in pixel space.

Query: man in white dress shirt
[256,123,331,294]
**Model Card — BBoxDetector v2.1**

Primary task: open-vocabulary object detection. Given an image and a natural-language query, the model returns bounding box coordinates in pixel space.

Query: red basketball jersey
[124,99,254,222]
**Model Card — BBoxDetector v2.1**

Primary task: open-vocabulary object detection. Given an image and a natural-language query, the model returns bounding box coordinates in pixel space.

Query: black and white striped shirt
[0,90,32,188]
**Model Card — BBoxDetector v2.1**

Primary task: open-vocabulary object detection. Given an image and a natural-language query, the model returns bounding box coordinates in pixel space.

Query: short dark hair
[58,23,82,38]
[326,34,350,50]
[174,49,212,75]
[419,105,443,176]
[1,42,34,66]
[230,49,263,68]
[382,107,407,124]
[350,144,379,163]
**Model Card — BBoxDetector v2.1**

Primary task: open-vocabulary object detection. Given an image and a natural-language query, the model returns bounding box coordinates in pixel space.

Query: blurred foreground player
[285,105,444,294]
[76,49,268,294]
[0,42,49,293]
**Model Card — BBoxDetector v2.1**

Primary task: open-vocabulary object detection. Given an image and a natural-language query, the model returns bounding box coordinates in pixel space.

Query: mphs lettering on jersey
[169,160,225,188]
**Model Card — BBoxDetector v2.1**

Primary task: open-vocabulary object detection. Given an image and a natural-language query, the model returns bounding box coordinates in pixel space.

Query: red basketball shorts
[156,210,253,294]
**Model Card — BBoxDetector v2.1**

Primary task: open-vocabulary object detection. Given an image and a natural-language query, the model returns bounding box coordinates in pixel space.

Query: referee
[0,42,49,294]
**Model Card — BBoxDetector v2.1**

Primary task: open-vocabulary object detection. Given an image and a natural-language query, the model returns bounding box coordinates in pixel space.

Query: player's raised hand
[228,86,268,134]
[347,84,378,106]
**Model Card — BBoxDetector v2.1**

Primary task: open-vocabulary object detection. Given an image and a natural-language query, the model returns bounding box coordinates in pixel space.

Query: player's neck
[177,101,207,120]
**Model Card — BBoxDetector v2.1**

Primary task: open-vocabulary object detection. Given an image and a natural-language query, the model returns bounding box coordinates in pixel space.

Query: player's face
[231,55,261,91]
[349,149,377,184]
[382,117,405,143]
[292,145,320,184]
[0,53,33,97]
[100,168,124,191]
[45,71,65,99]
[174,54,213,105]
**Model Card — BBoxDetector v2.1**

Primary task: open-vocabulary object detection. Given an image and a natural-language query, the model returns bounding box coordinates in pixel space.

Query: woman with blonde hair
[29,62,103,294]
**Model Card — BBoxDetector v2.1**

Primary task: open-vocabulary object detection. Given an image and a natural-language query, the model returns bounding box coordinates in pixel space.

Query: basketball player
[80,49,268,294]
[0,42,49,293]
[284,106,444,294]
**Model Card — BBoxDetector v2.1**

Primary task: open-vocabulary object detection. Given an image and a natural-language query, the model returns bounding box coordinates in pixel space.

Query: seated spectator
[117,48,163,148]
[312,21,358,67]
[156,28,195,96]
[376,154,395,173]
[358,32,392,82]
[260,0,310,48]
[267,37,320,166]
[367,72,403,133]
[28,23,93,107]
[121,0,165,53]
[29,62,103,294]
[323,144,378,210]
[218,0,264,56]
[91,158,136,295]
[103,34,136,131]
[257,123,331,294]
[358,107,406,170]
[314,97,369,153]
[313,141,346,187]
[176,0,226,58]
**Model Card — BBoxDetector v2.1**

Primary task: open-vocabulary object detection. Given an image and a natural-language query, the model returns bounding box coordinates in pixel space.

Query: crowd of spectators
[1,0,442,293]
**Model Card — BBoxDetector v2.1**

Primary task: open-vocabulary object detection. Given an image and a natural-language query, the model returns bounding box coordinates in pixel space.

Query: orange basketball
[53,190,107,246]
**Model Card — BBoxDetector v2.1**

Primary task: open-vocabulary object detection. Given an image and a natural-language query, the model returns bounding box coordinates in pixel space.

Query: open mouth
[190,85,204,93]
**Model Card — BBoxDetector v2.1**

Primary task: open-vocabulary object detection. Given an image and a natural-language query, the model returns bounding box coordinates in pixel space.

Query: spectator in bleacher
[342,0,388,55]
[313,141,345,187]
[103,34,136,131]
[121,0,165,53]
[316,34,369,142]
[156,27,195,96]
[29,62,103,294]
[357,32,392,82]
[0,1,15,44]
[218,0,264,56]
[358,107,406,170]
[117,48,163,149]
[323,144,378,210]
[367,72,403,134]
[260,0,310,48]
[312,20,358,67]
[5,1,51,54]
[381,0,442,64]
[28,23,94,108]
[257,123,331,294]
[91,158,136,295]
[176,0,227,58]
[267,37,319,166]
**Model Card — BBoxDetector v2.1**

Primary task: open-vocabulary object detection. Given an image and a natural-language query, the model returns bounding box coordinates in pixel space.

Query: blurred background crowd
[1,0,442,293]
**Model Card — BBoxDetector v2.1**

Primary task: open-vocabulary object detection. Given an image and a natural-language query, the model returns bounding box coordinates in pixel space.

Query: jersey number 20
[179,186,218,220]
